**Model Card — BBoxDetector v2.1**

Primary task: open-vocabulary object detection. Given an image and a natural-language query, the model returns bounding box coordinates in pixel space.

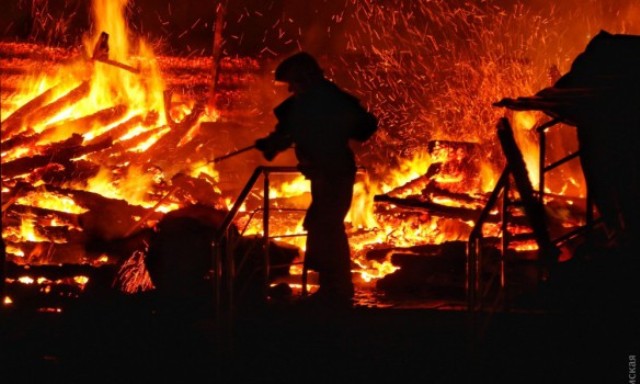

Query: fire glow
[2,0,639,300]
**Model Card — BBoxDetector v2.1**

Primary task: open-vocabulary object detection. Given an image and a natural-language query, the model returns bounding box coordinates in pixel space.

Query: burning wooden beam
[119,126,167,149]
[422,182,488,208]
[5,203,81,227]
[1,83,63,138]
[2,129,83,160]
[37,104,128,142]
[374,194,483,222]
[85,112,158,146]
[23,81,91,128]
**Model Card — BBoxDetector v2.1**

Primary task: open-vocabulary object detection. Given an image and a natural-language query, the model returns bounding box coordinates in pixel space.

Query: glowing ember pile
[2,0,639,306]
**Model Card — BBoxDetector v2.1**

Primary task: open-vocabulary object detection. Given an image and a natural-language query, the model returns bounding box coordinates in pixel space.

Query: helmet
[275,52,323,83]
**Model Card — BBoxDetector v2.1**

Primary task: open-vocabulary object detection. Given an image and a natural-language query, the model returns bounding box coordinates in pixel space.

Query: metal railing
[467,117,595,312]
[536,119,597,246]
[211,166,306,315]
[211,166,369,315]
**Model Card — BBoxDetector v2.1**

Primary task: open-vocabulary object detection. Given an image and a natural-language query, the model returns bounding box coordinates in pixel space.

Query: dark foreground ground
[1,288,638,384]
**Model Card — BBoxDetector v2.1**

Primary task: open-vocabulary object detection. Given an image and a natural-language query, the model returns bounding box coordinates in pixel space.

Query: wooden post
[496,117,560,264]
[209,0,228,108]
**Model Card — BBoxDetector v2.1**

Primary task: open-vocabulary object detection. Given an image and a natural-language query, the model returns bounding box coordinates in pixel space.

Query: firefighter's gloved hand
[255,138,277,161]
[254,137,269,151]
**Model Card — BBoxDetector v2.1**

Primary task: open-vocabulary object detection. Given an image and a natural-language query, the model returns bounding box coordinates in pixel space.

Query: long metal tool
[210,144,256,163]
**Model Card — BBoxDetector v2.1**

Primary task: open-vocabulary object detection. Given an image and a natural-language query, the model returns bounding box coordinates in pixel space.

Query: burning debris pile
[0,35,298,309]
[0,0,274,308]
[375,140,486,221]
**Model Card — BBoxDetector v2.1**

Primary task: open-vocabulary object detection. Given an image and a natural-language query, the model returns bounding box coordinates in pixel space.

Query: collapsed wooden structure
[488,30,640,311]
[495,30,640,249]
[0,40,268,309]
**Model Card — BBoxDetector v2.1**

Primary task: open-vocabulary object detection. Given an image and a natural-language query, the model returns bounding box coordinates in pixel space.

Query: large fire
[2,0,639,305]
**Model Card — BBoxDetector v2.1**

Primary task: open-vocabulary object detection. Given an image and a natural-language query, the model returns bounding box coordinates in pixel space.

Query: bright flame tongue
[65,0,170,206]
[82,166,155,207]
[82,0,166,124]
[22,0,169,145]
[91,0,131,63]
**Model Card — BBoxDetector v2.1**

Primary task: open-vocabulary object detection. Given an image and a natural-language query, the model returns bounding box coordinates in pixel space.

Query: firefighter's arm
[255,129,292,161]
[256,97,295,161]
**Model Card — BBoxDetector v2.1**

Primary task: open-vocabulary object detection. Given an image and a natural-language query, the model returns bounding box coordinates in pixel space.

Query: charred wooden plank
[374,194,483,221]
[373,194,542,229]
[0,131,83,163]
[5,182,162,231]
[35,225,85,243]
[41,132,85,154]
[1,137,112,178]
[3,276,87,309]
[36,159,101,185]
[385,175,431,198]
[0,129,42,153]
[5,203,81,226]
[2,150,69,178]
[3,185,162,262]
[422,182,489,208]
